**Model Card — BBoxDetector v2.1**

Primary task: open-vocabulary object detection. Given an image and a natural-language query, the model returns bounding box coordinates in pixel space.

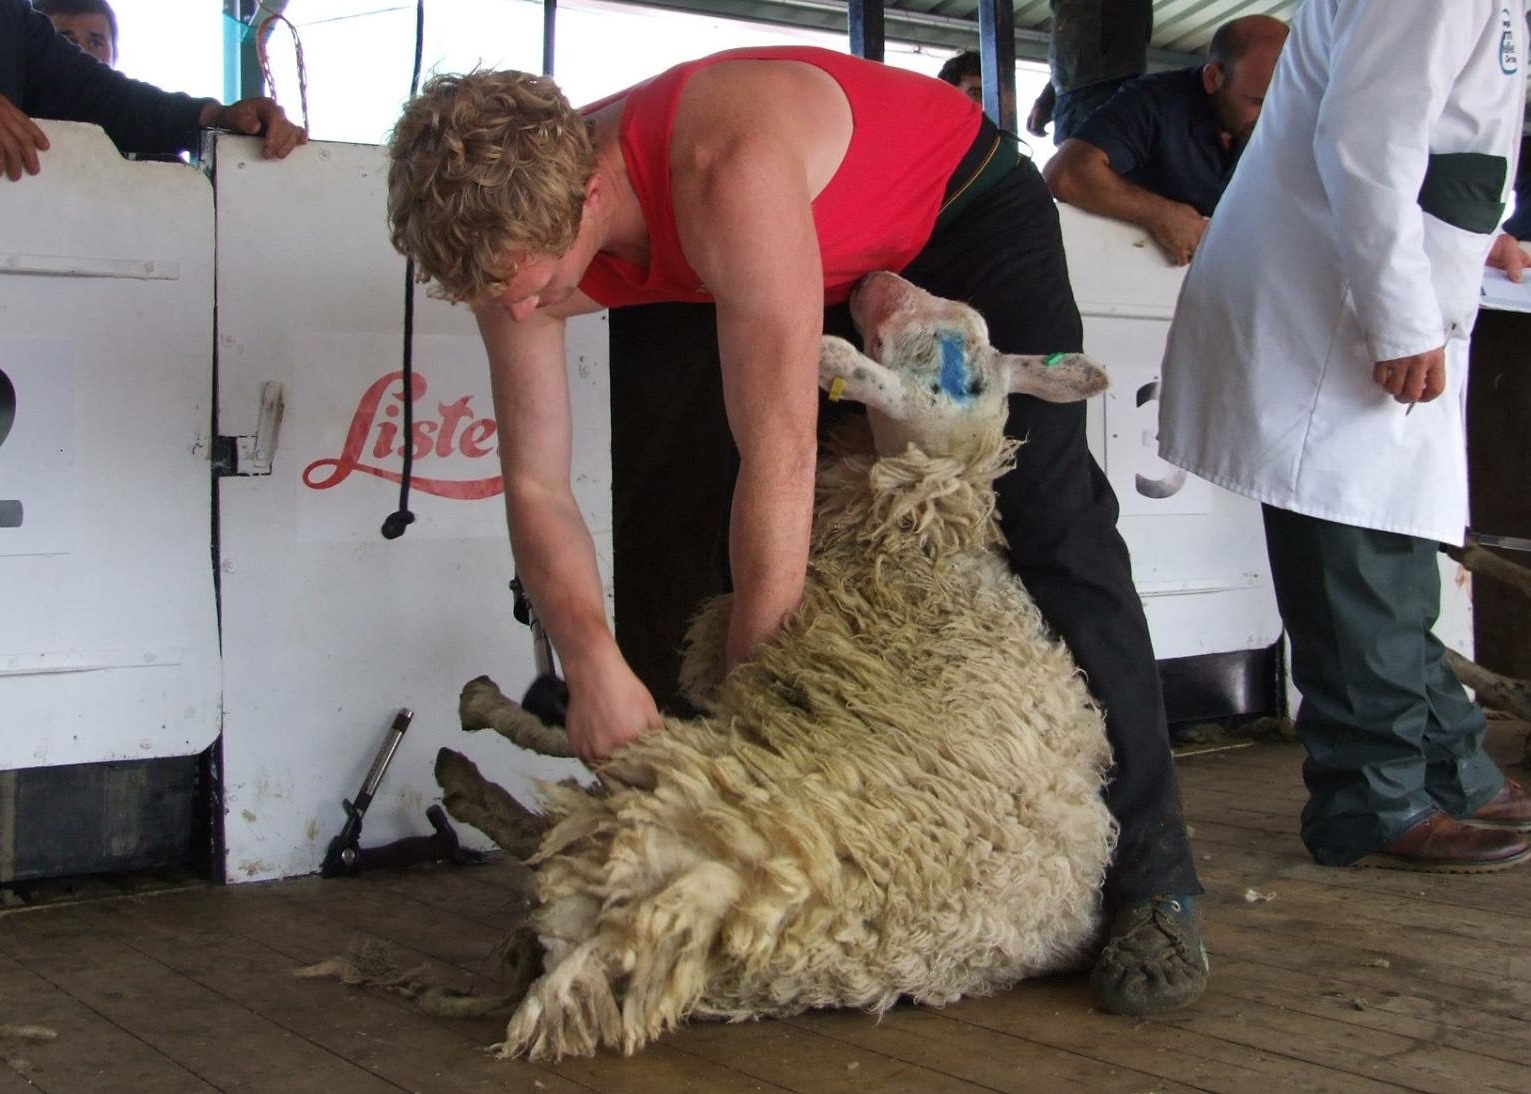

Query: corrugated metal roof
[630,0,1302,65]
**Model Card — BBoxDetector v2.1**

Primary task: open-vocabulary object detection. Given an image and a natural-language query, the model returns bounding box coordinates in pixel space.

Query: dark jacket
[1049,0,1153,94]
[2,0,215,156]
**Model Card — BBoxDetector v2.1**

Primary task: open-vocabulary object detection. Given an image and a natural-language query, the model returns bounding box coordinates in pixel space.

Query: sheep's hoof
[435,747,549,860]
[460,675,512,732]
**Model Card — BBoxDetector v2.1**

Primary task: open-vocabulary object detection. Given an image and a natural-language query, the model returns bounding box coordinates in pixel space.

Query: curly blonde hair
[387,70,596,304]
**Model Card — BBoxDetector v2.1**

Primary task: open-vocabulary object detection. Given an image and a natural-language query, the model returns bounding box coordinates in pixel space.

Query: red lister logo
[302,372,502,500]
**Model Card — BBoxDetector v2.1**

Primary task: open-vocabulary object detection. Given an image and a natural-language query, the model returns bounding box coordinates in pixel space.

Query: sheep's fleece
[440,272,1117,1060]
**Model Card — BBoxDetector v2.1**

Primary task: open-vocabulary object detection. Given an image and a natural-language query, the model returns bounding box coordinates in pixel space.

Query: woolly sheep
[437,271,1117,1061]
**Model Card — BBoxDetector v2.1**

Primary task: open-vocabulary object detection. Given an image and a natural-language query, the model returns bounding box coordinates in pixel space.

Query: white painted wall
[210,135,598,882]
[0,122,221,771]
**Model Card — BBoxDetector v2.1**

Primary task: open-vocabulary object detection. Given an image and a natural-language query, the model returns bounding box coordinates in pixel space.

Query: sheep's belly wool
[524,437,1116,1049]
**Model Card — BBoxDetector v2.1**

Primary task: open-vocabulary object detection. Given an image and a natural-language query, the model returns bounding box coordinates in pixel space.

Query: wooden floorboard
[0,950,218,1094]
[2,722,1528,1094]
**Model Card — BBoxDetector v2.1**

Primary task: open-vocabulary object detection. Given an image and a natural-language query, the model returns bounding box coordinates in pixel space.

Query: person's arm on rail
[1043,137,1207,265]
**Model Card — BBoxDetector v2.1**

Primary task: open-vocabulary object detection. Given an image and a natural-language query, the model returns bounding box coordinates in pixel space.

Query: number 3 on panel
[1134,380,1186,501]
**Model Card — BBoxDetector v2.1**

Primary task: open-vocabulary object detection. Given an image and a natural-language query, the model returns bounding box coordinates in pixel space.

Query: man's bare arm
[1043,137,1207,265]
[477,302,660,761]
[670,67,833,669]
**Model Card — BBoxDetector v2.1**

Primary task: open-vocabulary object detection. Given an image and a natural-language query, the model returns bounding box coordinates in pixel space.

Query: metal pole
[848,0,885,63]
[543,0,558,77]
[221,1,249,103]
[977,0,1017,133]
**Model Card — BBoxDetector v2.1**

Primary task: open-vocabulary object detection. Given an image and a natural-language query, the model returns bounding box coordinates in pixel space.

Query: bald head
[1203,15,1289,148]
[1209,15,1289,70]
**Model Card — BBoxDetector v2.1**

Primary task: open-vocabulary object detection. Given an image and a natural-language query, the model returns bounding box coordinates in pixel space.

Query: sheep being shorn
[440,271,1117,1060]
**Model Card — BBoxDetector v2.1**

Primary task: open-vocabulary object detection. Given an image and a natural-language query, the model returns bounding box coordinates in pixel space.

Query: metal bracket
[1469,531,1531,553]
[214,381,284,477]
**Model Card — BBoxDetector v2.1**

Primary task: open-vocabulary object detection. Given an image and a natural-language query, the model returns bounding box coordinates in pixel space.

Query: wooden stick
[1446,542,1531,601]
[1445,648,1531,722]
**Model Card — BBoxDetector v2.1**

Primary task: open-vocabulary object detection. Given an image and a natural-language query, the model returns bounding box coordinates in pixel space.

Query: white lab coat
[1158,0,1528,546]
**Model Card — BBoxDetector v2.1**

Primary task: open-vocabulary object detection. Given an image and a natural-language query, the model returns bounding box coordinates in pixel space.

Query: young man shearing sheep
[386,46,1205,1017]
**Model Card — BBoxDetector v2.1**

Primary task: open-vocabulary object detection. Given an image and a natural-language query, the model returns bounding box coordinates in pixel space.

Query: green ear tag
[1045,352,1066,368]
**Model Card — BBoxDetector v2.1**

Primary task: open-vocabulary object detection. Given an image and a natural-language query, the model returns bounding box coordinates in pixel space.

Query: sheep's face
[821,272,1109,460]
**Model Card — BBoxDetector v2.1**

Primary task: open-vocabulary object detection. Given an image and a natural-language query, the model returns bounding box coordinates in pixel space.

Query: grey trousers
[1262,506,1504,865]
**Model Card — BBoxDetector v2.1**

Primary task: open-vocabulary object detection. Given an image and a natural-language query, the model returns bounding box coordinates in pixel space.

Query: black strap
[1418,151,1508,234]
[935,116,1021,233]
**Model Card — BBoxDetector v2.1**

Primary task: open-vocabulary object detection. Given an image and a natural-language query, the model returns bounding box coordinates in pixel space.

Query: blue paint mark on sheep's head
[937,331,976,404]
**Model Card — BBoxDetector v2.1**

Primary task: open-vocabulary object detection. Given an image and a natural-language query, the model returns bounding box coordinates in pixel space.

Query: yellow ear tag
[827,376,846,403]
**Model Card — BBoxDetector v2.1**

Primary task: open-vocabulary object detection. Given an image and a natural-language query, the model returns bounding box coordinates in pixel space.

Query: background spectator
[1027,0,1152,144]
[1,0,305,181]
[1158,1,1531,873]
[936,49,1014,125]
[35,0,116,68]
[1042,14,1287,265]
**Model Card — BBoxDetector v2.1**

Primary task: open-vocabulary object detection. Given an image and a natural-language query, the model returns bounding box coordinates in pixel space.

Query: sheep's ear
[819,336,909,417]
[999,351,1109,404]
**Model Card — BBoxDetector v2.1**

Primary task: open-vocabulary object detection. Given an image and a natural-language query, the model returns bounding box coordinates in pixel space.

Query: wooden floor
[3,725,1529,1094]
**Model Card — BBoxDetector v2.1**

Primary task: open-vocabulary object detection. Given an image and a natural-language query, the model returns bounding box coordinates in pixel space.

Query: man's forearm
[724,452,815,665]
[1044,142,1205,263]
[506,488,619,680]
[1047,147,1185,231]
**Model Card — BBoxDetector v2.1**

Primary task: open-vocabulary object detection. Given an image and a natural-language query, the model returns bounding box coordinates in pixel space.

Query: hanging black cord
[382,0,428,540]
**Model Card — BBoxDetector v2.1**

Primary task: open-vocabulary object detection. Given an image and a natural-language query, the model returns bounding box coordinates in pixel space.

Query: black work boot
[1090,895,1209,1015]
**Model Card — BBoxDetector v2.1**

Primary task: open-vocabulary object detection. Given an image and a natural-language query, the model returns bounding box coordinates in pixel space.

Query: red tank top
[578,47,981,308]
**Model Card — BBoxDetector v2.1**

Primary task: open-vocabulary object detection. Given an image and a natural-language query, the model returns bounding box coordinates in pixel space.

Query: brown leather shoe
[1352,812,1531,873]
[1459,779,1531,832]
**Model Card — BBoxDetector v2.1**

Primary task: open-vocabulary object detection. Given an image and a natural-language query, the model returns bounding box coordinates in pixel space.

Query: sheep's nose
[849,271,895,320]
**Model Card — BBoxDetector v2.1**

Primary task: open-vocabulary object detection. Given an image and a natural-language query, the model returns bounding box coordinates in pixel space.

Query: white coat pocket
[1422,213,1492,343]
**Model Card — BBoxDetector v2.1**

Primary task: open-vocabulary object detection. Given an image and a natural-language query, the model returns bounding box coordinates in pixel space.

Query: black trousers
[887,160,1200,906]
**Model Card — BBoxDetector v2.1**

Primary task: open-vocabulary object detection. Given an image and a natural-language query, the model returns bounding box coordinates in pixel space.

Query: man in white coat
[1159,0,1531,872]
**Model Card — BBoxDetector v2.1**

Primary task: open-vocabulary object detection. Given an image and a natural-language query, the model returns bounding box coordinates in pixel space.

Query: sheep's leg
[459,675,576,758]
[295,927,543,1021]
[1445,649,1531,722]
[412,923,545,1019]
[434,748,549,860]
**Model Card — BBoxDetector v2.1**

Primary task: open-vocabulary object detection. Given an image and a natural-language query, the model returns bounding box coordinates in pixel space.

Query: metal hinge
[213,381,284,477]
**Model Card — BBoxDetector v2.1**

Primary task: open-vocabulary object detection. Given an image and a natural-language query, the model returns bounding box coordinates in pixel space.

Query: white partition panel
[213,136,600,882]
[1060,205,1283,661]
[0,122,220,770]
[1060,204,1471,663]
